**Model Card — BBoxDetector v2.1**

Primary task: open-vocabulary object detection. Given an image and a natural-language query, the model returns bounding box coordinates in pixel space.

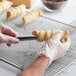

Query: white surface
[33,0,76,24]
[0,0,76,76]
[0,61,20,76]
[58,59,76,76]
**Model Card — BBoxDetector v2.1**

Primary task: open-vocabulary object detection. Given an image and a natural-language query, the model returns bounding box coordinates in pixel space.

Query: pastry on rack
[32,30,69,42]
[0,0,3,2]
[0,0,13,13]
[9,0,34,8]
[22,9,42,25]
[6,4,26,20]
[0,0,6,2]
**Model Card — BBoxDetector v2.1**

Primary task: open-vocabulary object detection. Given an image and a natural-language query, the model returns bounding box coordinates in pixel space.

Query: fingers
[0,23,5,31]
[52,30,62,41]
[47,30,62,43]
[2,26,18,37]
[0,33,19,44]
[63,37,71,47]
[6,43,11,47]
[0,23,19,46]
[0,23,18,37]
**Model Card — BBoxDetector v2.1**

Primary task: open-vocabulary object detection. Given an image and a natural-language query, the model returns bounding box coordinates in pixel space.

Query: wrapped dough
[6,4,26,20]
[0,0,13,13]
[32,30,69,42]
[22,10,42,25]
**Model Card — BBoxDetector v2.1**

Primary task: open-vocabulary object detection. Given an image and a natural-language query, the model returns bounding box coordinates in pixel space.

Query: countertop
[0,0,76,76]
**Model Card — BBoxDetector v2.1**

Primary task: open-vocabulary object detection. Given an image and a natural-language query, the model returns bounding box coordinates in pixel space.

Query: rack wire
[0,9,76,76]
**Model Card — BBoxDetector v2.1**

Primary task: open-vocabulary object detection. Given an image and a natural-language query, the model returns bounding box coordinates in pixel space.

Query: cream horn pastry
[6,4,26,20]
[22,9,42,25]
[0,0,13,13]
[0,0,6,2]
[32,30,69,42]
[9,0,34,8]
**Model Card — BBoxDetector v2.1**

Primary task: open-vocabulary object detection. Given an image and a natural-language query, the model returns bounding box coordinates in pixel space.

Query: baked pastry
[0,0,13,13]
[0,0,6,2]
[32,30,69,42]
[22,10,42,24]
[9,0,34,8]
[6,4,26,20]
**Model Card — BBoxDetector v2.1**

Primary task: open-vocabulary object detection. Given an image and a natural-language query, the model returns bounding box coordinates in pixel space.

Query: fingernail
[9,38,19,43]
[14,38,19,43]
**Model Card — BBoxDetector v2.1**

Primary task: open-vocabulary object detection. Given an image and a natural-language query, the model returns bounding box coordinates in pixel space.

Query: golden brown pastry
[6,4,26,20]
[22,10,42,25]
[32,30,69,42]
[0,0,6,2]
[0,0,13,13]
[9,0,34,8]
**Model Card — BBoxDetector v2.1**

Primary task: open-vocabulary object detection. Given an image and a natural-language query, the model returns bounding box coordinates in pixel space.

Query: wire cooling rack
[0,9,76,76]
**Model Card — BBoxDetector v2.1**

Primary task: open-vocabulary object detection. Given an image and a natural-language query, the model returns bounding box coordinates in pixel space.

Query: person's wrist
[37,44,55,66]
[37,54,49,60]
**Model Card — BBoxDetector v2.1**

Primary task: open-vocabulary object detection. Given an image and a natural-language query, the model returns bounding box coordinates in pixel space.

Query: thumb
[0,33,19,44]
[52,30,62,41]
[47,30,62,44]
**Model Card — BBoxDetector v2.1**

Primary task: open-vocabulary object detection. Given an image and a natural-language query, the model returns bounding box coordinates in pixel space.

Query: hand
[0,23,19,46]
[46,30,71,60]
[37,30,71,65]
[17,31,71,76]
